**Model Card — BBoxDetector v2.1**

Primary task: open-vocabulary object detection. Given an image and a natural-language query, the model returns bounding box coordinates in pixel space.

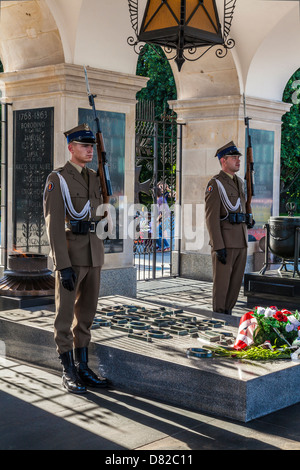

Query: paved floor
[136,277,249,317]
[1,277,300,451]
[1,355,300,451]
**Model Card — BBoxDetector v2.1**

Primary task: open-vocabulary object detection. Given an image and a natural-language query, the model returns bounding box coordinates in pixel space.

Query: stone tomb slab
[1,295,300,422]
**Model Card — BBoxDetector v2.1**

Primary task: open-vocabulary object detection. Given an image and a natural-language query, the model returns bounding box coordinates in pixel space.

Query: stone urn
[268,216,300,259]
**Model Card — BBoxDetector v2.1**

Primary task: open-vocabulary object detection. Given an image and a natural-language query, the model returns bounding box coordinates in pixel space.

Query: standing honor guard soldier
[44,123,108,394]
[205,141,254,315]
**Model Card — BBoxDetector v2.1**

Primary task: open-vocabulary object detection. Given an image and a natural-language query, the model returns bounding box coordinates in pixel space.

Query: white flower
[256,307,265,315]
[288,315,300,328]
[285,315,300,334]
[264,307,276,317]
[286,323,295,333]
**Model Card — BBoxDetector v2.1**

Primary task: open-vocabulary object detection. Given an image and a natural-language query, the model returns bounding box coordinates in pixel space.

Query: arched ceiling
[0,0,299,102]
[46,0,138,74]
[0,0,64,71]
[245,5,300,100]
[169,0,300,100]
[231,0,300,101]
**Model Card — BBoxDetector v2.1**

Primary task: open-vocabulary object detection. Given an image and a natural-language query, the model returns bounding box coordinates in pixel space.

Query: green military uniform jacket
[43,161,104,271]
[205,170,248,251]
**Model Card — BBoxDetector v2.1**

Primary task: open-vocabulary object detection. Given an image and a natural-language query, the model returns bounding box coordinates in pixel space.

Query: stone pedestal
[244,270,300,309]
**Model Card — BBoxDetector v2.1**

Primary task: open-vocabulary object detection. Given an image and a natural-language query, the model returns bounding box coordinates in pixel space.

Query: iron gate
[134,101,183,280]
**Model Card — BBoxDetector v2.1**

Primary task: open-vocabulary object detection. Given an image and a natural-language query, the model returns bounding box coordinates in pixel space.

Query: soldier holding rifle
[44,123,109,393]
[205,140,255,315]
[43,68,112,394]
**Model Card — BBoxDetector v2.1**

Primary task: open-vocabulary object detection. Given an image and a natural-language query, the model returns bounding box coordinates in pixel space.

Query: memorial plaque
[246,129,275,241]
[13,108,54,253]
[78,108,125,253]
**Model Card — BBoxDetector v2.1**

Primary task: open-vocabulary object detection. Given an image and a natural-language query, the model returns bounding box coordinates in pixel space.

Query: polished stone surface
[1,278,300,423]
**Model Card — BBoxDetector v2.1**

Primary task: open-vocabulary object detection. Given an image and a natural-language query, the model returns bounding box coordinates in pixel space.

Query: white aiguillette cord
[214,178,241,220]
[56,172,91,220]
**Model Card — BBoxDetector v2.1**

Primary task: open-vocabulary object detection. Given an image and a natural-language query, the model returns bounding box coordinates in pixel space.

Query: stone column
[170,95,291,281]
[0,63,148,296]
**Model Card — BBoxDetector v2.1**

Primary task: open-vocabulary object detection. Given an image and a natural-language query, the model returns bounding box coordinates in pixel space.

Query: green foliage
[135,45,177,207]
[281,68,300,214]
[252,315,296,347]
[205,344,291,360]
[136,44,177,117]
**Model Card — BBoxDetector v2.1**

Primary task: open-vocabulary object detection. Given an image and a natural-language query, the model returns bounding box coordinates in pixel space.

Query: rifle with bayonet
[84,66,113,204]
[243,94,255,229]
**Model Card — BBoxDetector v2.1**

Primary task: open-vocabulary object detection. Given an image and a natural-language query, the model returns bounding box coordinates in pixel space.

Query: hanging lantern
[127,0,237,71]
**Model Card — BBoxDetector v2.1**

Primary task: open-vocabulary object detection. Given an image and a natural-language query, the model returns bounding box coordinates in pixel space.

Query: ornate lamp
[128,0,237,71]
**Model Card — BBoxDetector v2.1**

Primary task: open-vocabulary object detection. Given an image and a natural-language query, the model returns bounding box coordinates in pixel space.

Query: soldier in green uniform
[44,124,107,394]
[205,141,254,314]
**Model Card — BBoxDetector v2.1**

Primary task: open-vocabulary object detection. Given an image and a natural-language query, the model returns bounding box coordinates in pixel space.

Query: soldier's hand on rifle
[59,267,77,291]
[247,218,255,229]
[246,215,255,229]
[216,248,227,265]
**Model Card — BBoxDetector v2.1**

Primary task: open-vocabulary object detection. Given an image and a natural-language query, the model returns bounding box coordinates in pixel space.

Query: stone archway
[0,0,64,72]
[170,47,240,101]
[245,6,300,101]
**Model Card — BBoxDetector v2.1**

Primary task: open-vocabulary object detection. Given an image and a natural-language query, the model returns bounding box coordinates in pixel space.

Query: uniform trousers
[54,265,101,354]
[211,247,247,313]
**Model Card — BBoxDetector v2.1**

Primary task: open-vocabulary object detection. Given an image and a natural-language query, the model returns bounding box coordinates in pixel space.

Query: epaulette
[53,166,64,173]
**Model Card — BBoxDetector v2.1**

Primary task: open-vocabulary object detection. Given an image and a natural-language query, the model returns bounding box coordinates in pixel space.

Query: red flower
[281,308,292,316]
[273,311,288,322]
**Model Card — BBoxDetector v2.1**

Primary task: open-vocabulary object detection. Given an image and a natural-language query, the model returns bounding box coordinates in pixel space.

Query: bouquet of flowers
[251,306,300,348]
[205,306,300,360]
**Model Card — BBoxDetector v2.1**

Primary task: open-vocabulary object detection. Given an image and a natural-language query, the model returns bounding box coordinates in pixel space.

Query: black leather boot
[74,347,108,388]
[59,350,87,394]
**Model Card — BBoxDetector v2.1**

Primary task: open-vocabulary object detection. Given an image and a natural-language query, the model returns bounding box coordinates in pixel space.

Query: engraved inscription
[13,108,54,253]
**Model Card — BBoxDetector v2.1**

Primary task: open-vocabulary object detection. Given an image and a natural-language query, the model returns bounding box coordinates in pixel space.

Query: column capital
[169,95,291,124]
[0,63,148,104]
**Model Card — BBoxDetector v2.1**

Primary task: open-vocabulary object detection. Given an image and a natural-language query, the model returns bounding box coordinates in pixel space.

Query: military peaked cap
[215,141,242,160]
[64,123,96,144]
